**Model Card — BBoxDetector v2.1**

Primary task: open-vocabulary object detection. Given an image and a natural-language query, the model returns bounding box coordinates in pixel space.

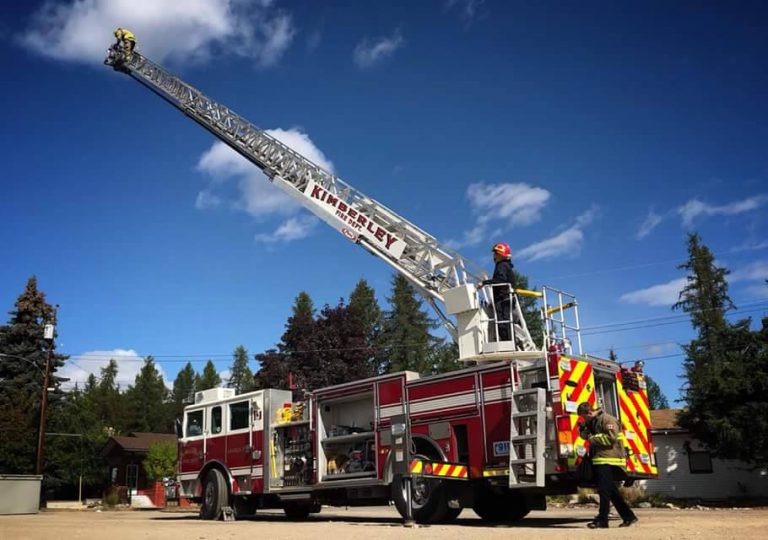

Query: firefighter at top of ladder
[478,243,517,342]
[114,27,136,59]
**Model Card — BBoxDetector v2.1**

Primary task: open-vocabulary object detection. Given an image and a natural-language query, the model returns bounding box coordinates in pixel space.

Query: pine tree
[124,357,170,433]
[645,376,669,410]
[673,233,733,356]
[228,346,254,394]
[378,274,439,374]
[196,360,221,391]
[171,362,197,418]
[0,277,67,474]
[348,279,383,374]
[93,359,125,432]
[427,340,461,374]
[513,270,544,348]
[673,233,768,467]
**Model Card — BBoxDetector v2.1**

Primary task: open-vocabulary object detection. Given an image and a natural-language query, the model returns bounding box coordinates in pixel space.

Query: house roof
[101,432,177,457]
[650,408,686,433]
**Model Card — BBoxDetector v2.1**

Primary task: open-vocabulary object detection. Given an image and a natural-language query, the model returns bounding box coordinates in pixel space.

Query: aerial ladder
[104,41,580,363]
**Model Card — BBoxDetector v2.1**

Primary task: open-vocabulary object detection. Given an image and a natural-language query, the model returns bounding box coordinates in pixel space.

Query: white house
[639,409,767,501]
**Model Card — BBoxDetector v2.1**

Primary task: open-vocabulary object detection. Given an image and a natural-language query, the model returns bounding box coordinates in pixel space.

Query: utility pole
[35,312,56,476]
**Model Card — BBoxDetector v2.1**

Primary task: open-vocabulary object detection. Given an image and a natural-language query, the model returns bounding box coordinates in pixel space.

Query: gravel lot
[1,505,765,540]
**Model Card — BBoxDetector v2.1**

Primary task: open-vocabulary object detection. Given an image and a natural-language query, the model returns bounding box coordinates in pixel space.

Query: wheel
[392,472,448,524]
[283,503,312,520]
[472,487,530,522]
[200,469,228,520]
[442,506,463,522]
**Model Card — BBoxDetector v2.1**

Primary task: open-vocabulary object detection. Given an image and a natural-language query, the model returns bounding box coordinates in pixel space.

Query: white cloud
[637,207,663,239]
[195,190,222,210]
[730,240,768,253]
[730,260,768,282]
[353,28,404,68]
[745,284,768,299]
[255,215,318,244]
[445,0,485,21]
[59,349,169,390]
[619,277,687,307]
[448,182,551,248]
[18,0,295,67]
[678,194,768,227]
[197,128,333,244]
[516,205,598,262]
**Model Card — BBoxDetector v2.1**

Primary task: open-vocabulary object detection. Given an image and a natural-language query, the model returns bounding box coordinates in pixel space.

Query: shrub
[103,488,119,507]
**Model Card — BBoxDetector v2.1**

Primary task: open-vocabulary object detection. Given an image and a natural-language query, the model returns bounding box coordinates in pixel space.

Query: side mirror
[175,418,183,438]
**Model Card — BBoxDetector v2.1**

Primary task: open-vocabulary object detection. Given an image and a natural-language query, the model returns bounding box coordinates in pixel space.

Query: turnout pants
[594,464,635,523]
[494,297,511,341]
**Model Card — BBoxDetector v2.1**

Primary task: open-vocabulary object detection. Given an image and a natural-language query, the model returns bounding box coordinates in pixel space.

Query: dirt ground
[1,505,766,540]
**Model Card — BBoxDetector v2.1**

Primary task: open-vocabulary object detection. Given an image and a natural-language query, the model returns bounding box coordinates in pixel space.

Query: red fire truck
[105,37,658,523]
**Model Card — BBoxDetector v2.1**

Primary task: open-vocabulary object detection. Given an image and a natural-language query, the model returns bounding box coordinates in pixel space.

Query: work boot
[619,517,639,528]
[587,520,609,529]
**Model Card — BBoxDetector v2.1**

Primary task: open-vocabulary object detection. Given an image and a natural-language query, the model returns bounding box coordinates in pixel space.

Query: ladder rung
[512,411,538,418]
[509,458,537,465]
[510,434,537,442]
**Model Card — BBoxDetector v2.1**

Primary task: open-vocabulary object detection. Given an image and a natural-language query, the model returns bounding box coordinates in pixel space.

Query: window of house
[185,409,204,437]
[230,401,249,430]
[211,406,222,434]
[688,450,713,474]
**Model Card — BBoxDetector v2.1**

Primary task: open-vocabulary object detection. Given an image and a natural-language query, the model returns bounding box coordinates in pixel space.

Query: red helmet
[492,242,511,259]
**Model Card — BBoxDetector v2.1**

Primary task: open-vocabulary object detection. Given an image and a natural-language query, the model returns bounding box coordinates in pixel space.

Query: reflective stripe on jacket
[579,410,626,468]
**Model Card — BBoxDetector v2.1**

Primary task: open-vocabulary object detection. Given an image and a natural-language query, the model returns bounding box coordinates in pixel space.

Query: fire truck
[104,39,657,523]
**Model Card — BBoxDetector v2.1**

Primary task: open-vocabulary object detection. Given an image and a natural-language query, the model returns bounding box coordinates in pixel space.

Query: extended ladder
[508,387,546,488]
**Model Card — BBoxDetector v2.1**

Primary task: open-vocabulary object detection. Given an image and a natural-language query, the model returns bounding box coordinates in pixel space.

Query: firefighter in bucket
[478,242,516,341]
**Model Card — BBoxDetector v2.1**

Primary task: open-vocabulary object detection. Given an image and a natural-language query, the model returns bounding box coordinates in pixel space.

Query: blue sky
[1,1,766,402]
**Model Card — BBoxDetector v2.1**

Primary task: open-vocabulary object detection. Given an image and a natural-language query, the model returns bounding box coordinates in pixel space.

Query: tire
[283,503,312,520]
[472,487,530,523]
[442,506,463,522]
[200,469,229,520]
[392,473,448,524]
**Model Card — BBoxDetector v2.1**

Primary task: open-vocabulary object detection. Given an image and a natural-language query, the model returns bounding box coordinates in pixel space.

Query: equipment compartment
[317,392,376,481]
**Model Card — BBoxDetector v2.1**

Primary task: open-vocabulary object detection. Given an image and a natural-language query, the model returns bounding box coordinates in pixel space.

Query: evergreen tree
[93,359,125,432]
[645,376,669,410]
[46,387,109,496]
[196,360,221,391]
[171,362,197,418]
[124,357,170,433]
[255,292,316,390]
[0,277,66,474]
[427,340,461,374]
[513,270,544,348]
[228,346,254,394]
[378,274,439,374]
[673,233,733,356]
[674,233,768,467]
[348,279,383,374]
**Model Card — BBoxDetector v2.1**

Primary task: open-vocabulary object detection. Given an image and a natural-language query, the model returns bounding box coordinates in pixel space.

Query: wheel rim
[204,480,215,509]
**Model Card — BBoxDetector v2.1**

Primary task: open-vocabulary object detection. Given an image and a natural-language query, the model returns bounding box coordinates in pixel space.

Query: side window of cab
[185,409,204,437]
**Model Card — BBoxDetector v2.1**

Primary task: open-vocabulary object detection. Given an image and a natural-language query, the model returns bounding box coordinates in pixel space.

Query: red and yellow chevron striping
[557,357,597,468]
[409,459,468,479]
[616,371,657,476]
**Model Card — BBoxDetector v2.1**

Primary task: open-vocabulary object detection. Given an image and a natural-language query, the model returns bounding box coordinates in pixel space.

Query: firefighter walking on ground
[578,402,638,529]
[478,242,516,341]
